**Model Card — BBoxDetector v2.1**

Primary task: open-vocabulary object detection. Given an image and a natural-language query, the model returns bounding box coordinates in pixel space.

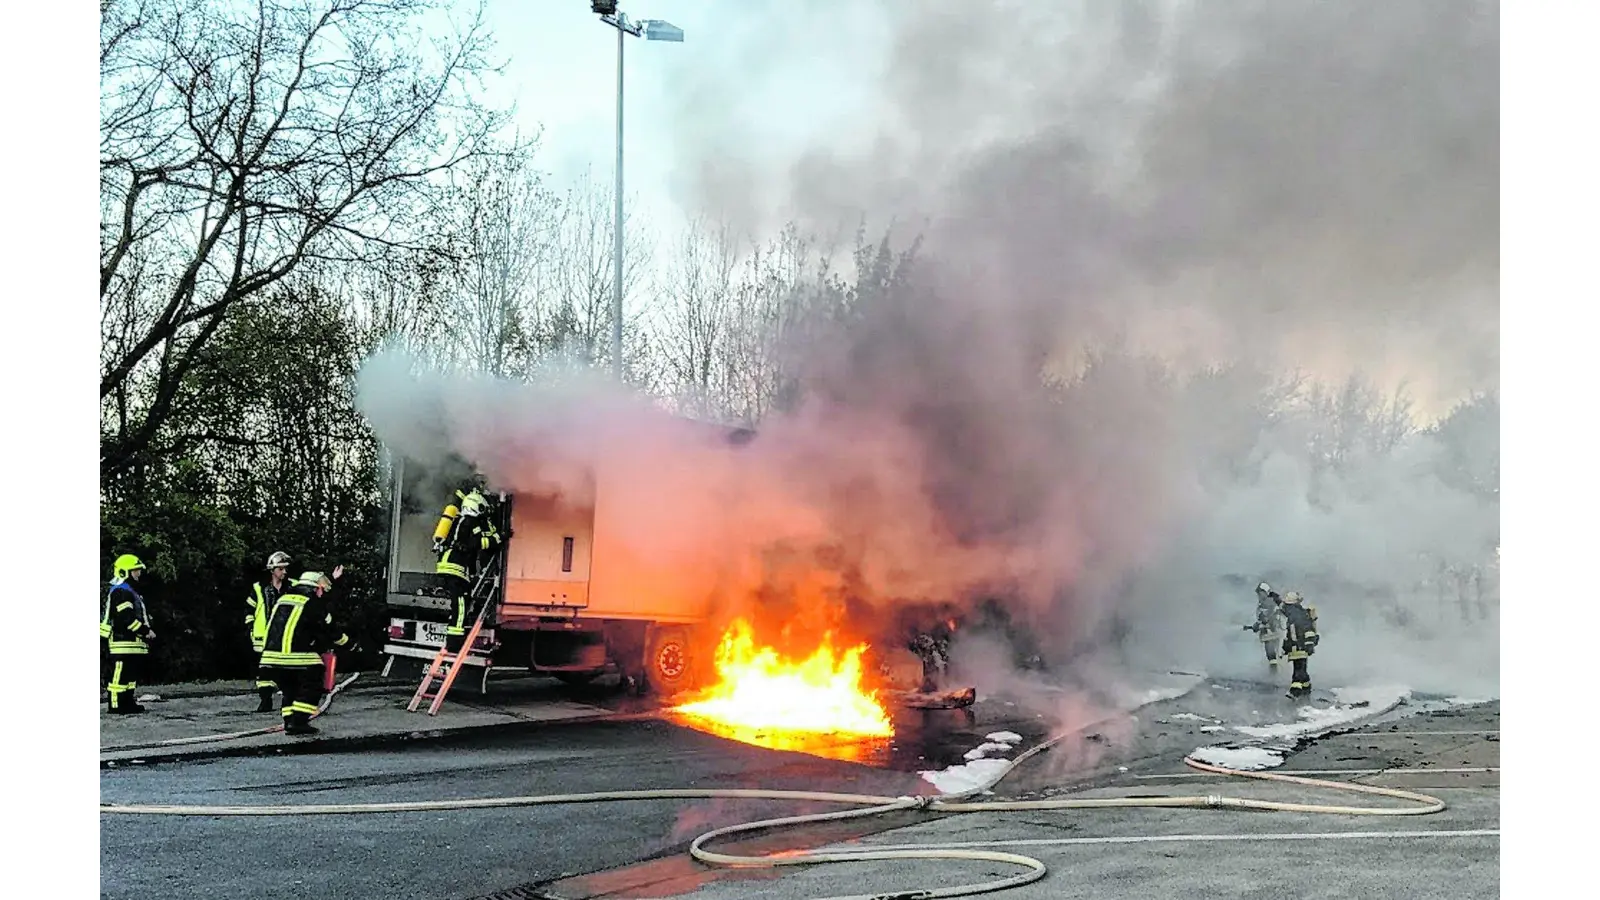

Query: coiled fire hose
[100,721,1447,900]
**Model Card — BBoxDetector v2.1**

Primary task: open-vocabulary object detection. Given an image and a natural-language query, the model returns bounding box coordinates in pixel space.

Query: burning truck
[378,418,967,718]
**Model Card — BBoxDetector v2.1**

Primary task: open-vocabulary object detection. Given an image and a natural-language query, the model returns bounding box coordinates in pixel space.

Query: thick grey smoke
[670,0,1497,408]
[655,0,1500,700]
[359,0,1498,708]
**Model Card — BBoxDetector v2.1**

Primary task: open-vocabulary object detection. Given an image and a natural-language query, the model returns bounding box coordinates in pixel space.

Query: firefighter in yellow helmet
[245,551,294,712]
[1279,591,1320,699]
[100,554,157,714]
[433,481,509,655]
[258,571,351,735]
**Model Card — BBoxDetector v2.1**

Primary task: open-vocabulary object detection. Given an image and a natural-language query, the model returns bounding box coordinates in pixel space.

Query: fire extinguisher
[322,652,336,693]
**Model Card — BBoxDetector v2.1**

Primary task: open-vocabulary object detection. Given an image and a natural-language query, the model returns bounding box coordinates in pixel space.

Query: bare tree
[654,216,740,415]
[538,167,653,374]
[449,142,561,377]
[99,0,509,472]
[717,224,815,423]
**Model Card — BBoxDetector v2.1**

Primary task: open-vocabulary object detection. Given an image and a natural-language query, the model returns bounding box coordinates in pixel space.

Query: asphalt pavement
[99,669,1496,900]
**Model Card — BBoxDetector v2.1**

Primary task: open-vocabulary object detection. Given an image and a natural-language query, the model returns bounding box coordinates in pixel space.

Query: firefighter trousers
[104,653,144,712]
[1288,656,1312,697]
[440,572,474,654]
[252,645,278,692]
[261,664,323,732]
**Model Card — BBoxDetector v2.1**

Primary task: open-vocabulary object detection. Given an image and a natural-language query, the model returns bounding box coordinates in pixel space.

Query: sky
[479,0,888,242]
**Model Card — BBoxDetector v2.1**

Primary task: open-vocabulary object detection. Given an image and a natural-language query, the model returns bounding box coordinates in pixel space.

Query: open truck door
[379,456,509,689]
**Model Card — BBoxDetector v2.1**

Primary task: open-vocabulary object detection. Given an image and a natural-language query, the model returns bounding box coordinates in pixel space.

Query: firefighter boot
[285,712,320,736]
[255,687,276,712]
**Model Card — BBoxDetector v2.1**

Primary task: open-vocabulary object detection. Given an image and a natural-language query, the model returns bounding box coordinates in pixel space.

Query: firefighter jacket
[246,579,288,652]
[1282,602,1320,659]
[100,580,153,656]
[1253,593,1284,639]
[259,586,350,668]
[436,505,504,583]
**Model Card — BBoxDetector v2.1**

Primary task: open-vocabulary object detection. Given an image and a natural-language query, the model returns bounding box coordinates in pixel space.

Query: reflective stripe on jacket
[101,581,152,655]
[260,591,349,667]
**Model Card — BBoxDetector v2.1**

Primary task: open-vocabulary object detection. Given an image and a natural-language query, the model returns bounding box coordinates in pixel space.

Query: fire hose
[99,672,362,754]
[100,723,1446,900]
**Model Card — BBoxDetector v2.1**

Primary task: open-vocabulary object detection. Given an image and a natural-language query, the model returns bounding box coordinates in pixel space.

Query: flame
[671,618,895,742]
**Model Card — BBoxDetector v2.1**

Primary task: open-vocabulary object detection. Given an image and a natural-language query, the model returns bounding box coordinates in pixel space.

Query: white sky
[478,0,890,241]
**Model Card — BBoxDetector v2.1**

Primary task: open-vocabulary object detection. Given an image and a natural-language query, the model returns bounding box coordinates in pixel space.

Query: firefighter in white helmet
[1279,591,1320,699]
[1243,581,1286,671]
[245,551,294,712]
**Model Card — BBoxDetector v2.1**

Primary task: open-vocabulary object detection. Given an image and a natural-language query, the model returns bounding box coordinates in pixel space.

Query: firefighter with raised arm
[432,478,510,655]
[259,570,352,736]
[1243,581,1286,672]
[1280,591,1321,699]
[246,551,294,712]
[101,554,157,714]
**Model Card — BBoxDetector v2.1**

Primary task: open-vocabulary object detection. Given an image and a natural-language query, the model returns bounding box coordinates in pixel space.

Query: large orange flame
[671,618,895,741]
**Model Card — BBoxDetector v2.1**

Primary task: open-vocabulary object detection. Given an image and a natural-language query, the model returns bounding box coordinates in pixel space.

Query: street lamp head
[640,19,684,42]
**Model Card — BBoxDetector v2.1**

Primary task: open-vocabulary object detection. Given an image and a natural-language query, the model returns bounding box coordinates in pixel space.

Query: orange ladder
[407,598,493,715]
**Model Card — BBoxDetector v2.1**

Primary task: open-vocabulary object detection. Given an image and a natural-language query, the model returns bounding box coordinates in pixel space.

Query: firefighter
[1280,590,1321,699]
[433,485,508,655]
[1243,581,1285,670]
[246,551,294,712]
[100,554,157,714]
[259,571,351,736]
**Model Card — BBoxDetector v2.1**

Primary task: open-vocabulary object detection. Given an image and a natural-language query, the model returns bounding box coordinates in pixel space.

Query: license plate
[417,622,449,644]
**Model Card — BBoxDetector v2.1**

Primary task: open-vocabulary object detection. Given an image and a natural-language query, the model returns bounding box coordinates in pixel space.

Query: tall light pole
[591,2,683,381]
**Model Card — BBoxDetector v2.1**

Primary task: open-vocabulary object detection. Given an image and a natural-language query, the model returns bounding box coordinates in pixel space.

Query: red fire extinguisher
[322,652,336,693]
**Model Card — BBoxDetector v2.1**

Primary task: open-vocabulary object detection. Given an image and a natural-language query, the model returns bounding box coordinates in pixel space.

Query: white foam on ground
[1446,696,1494,706]
[919,756,1014,794]
[1234,685,1411,740]
[1170,712,1212,722]
[920,675,1207,795]
[1199,725,1226,733]
[1115,672,1207,709]
[1189,746,1285,770]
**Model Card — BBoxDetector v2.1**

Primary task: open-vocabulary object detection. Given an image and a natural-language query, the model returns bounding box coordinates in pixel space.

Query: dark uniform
[100,554,154,714]
[1280,592,1320,699]
[259,572,350,735]
[433,488,506,654]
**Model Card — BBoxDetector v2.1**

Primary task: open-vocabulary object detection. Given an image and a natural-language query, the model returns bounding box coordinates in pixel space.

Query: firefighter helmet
[1283,591,1303,604]
[266,551,292,570]
[459,490,487,518]
[1256,582,1272,595]
[113,554,145,579]
[296,571,333,591]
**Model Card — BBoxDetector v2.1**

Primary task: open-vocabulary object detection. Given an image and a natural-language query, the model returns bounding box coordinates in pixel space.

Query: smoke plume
[358,0,1499,706]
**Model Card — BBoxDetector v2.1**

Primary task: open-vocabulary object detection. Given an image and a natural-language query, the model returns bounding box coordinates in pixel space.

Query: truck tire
[644,626,699,696]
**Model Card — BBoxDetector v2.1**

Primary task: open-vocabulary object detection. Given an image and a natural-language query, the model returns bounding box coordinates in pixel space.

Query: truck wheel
[645,626,698,696]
